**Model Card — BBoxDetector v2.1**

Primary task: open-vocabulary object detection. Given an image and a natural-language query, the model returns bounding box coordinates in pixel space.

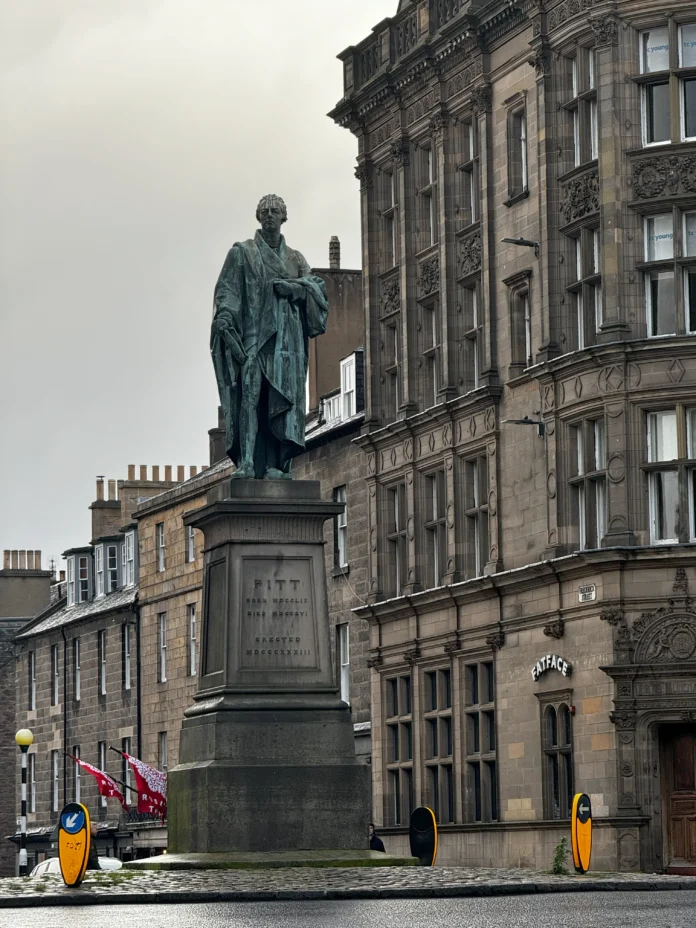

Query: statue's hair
[256,194,288,223]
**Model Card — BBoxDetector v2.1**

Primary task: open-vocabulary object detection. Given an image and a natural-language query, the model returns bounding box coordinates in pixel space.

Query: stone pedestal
[167,480,369,854]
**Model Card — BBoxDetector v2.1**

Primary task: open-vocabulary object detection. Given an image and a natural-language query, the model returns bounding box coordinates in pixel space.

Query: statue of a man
[211,195,329,479]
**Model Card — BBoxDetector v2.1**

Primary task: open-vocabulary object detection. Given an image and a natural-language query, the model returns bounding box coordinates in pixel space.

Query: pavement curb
[1,878,695,907]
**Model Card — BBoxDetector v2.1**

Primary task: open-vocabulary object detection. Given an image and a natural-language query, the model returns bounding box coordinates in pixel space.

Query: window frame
[333,486,348,570]
[568,416,607,550]
[565,49,599,168]
[463,454,489,578]
[338,623,350,705]
[423,469,447,589]
[51,643,59,706]
[538,690,575,820]
[565,226,602,350]
[158,612,167,682]
[98,741,107,808]
[463,659,498,823]
[506,102,529,203]
[124,531,135,587]
[185,525,196,564]
[95,545,104,597]
[156,522,166,573]
[417,143,438,251]
[67,557,75,606]
[51,750,60,812]
[188,603,197,677]
[78,555,89,603]
[107,544,118,592]
[158,730,168,772]
[98,629,107,697]
[384,674,414,826]
[422,666,454,824]
[645,408,681,544]
[455,118,479,229]
[386,481,408,596]
[341,355,357,420]
[122,622,132,691]
[73,637,80,702]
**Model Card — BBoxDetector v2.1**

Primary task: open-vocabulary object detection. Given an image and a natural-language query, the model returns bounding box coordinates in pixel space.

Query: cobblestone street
[1,865,695,907]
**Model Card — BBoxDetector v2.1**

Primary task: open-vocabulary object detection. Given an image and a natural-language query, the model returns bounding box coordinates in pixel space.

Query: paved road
[3,891,695,927]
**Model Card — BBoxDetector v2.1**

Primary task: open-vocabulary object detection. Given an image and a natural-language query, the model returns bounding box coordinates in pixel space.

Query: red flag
[68,755,128,811]
[123,751,167,820]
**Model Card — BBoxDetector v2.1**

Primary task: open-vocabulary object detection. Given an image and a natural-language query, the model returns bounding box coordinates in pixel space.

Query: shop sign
[578,583,596,603]
[531,654,572,681]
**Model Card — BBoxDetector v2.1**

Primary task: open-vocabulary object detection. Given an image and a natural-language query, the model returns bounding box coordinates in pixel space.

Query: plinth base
[127,850,418,870]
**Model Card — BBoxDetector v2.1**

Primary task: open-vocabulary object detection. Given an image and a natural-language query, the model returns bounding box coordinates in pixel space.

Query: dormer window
[124,531,135,587]
[78,555,90,602]
[341,355,356,419]
[95,547,105,597]
[107,545,119,591]
[67,557,76,606]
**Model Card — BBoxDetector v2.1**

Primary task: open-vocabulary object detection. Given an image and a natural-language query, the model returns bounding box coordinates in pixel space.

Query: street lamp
[502,236,540,259]
[15,729,34,876]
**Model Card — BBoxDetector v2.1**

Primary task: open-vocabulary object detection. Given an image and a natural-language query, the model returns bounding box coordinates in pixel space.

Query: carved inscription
[240,558,317,670]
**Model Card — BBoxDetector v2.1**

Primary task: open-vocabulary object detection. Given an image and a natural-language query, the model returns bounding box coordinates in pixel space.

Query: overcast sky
[0,0,395,573]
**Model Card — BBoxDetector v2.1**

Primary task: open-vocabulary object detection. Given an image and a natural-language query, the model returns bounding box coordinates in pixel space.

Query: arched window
[540,695,574,819]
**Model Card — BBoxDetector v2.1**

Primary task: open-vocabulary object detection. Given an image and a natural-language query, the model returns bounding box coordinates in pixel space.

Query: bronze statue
[211,195,329,479]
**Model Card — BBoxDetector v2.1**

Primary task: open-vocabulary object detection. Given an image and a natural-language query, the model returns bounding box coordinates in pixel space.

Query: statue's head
[256,194,287,235]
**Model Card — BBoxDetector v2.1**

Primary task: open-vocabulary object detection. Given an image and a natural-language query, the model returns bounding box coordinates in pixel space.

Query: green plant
[551,836,570,875]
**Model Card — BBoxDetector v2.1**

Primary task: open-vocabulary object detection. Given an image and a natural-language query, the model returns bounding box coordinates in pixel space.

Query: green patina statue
[211,195,329,479]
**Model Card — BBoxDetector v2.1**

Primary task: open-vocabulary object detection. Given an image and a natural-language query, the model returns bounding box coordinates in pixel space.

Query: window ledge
[503,188,529,208]
[332,565,351,579]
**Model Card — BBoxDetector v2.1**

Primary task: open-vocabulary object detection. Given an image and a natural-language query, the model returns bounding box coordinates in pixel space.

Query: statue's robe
[211,231,328,475]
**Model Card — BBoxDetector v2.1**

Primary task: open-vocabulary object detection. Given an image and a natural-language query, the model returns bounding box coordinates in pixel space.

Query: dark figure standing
[369,822,386,853]
[85,822,100,870]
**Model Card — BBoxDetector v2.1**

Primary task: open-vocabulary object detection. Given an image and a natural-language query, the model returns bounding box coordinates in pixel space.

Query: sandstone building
[329,0,696,871]
[0,551,51,875]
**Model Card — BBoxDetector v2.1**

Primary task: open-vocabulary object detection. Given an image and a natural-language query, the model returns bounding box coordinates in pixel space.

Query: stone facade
[330,1,696,870]
[0,551,51,875]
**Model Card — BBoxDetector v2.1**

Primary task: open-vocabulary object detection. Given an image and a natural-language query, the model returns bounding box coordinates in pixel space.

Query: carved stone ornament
[637,617,696,663]
[458,231,482,277]
[417,254,440,296]
[530,47,552,77]
[589,13,619,46]
[543,617,565,640]
[371,118,397,149]
[430,111,449,139]
[390,139,411,168]
[407,91,436,126]
[366,651,384,669]
[446,59,484,100]
[354,163,371,189]
[471,84,492,116]
[632,154,696,200]
[610,710,637,730]
[548,0,603,31]
[404,642,422,664]
[674,567,689,597]
[444,633,461,655]
[486,630,505,652]
[380,276,401,316]
[601,607,624,626]
[560,169,599,225]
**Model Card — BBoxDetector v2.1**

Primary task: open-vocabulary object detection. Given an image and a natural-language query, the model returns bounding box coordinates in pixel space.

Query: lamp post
[15,729,34,876]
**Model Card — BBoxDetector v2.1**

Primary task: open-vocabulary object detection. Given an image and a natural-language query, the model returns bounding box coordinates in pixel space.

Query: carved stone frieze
[380,275,401,316]
[559,169,599,225]
[610,710,637,731]
[589,13,619,46]
[404,641,421,664]
[548,0,602,31]
[417,254,440,297]
[632,154,696,200]
[371,118,398,149]
[458,231,482,278]
[674,567,689,597]
[430,111,449,140]
[446,59,483,100]
[354,163,371,190]
[407,92,436,126]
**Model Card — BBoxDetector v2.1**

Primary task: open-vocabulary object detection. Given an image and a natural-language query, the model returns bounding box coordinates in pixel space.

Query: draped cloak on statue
[211,231,329,476]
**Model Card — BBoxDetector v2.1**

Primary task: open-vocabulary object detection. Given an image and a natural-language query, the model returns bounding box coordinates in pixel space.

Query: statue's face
[258,201,284,235]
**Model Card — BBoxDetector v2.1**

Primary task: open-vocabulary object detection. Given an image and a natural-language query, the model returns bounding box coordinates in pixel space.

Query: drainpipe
[135,596,142,759]
[60,628,68,804]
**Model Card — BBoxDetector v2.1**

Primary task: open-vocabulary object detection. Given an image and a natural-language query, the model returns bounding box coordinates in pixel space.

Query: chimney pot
[165,465,172,481]
[35,550,41,569]
[190,466,198,477]
[329,235,341,270]
[177,465,185,482]
[11,550,18,569]
[152,465,160,481]
[96,477,105,501]
[128,464,136,480]
[140,465,147,481]
[27,551,35,570]
[108,479,117,501]
[3,551,9,569]
[19,550,26,569]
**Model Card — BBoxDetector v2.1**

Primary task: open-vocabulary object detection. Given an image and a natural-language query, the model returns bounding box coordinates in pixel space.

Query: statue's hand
[273,279,304,301]
[212,313,231,336]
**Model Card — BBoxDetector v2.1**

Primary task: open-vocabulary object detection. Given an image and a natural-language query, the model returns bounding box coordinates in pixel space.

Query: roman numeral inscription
[239,557,318,671]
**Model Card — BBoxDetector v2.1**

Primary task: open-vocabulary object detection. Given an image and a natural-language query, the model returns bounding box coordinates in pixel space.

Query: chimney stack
[329,236,341,270]
[128,464,136,480]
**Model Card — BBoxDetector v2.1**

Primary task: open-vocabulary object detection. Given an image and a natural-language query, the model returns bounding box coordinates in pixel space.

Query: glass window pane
[685,79,696,139]
[648,270,676,335]
[646,83,671,143]
[643,28,670,72]
[469,712,480,753]
[563,753,574,818]
[652,470,680,540]
[483,661,494,703]
[688,409,696,458]
[547,706,558,746]
[681,24,696,66]
[648,411,678,461]
[646,214,674,261]
[550,754,560,818]
[594,419,606,469]
[686,269,696,332]
[686,214,696,257]
[559,705,572,746]
[470,762,482,822]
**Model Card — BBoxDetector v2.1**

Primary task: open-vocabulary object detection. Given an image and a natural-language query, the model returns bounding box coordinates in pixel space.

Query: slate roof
[16,586,137,639]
